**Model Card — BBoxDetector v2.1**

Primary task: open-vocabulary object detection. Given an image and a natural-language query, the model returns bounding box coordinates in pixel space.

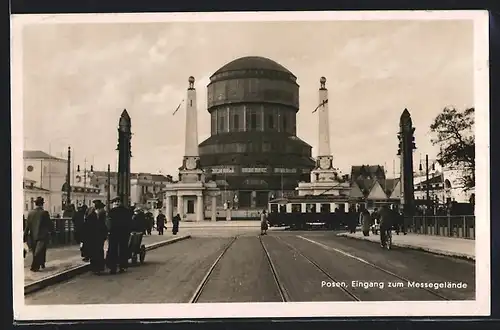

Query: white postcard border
[11,10,490,320]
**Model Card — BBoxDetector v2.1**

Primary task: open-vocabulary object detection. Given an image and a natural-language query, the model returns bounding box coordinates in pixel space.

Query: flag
[172,99,184,116]
[312,99,328,113]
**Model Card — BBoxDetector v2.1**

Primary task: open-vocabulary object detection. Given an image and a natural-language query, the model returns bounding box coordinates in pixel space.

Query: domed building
[198,56,315,210]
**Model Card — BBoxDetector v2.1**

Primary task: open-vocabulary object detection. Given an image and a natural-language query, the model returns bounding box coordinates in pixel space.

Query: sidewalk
[176,220,261,228]
[24,234,190,287]
[337,231,475,260]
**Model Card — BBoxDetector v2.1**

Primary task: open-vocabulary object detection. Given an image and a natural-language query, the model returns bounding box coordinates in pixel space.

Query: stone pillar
[177,194,184,217]
[165,195,173,223]
[211,195,217,221]
[196,194,204,222]
[344,202,349,212]
[318,77,330,157]
[226,208,232,221]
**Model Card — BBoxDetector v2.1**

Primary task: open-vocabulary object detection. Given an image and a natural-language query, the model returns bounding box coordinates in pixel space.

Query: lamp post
[77,159,94,205]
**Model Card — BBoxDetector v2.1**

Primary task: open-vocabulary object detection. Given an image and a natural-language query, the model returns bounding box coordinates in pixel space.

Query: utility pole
[66,146,71,209]
[107,164,111,213]
[425,154,430,205]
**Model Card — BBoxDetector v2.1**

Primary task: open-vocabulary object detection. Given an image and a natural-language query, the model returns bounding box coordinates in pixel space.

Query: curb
[24,235,191,295]
[337,233,475,261]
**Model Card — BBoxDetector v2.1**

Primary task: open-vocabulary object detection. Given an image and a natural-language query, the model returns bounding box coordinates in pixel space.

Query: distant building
[23,178,51,218]
[23,150,67,215]
[414,165,475,204]
[199,56,315,210]
[89,171,173,209]
[349,165,400,210]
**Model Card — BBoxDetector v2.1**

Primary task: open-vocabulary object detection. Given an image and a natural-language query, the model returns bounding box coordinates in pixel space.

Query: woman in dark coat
[361,209,371,236]
[172,213,180,235]
[84,201,108,274]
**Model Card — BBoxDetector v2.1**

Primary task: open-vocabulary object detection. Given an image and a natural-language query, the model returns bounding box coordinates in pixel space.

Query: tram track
[273,235,361,301]
[189,236,238,303]
[259,235,289,302]
[295,235,451,301]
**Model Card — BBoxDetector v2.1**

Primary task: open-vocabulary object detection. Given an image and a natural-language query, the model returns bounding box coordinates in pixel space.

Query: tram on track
[267,195,359,230]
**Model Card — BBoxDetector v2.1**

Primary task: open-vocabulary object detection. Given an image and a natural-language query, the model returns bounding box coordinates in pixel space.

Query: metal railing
[407,215,475,240]
[48,217,76,247]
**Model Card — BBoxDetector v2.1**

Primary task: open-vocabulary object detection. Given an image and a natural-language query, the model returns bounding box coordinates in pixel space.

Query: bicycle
[384,228,392,250]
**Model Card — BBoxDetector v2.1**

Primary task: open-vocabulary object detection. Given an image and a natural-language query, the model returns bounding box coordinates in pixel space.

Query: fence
[407,215,475,240]
[48,217,76,247]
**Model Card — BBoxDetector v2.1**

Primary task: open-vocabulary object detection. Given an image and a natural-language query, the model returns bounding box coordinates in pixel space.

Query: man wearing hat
[106,197,132,274]
[24,196,53,272]
[84,200,108,274]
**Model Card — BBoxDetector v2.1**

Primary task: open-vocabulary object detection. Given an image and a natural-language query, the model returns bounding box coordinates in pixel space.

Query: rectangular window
[306,203,316,213]
[250,113,257,130]
[279,205,287,213]
[187,200,195,214]
[233,114,239,130]
[268,114,274,129]
[320,203,331,213]
[218,115,225,132]
[283,115,288,132]
[291,204,302,213]
[270,204,278,213]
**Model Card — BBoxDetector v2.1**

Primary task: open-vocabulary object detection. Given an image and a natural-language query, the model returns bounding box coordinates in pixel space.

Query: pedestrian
[72,205,86,260]
[371,208,380,234]
[172,213,180,235]
[260,210,268,235]
[84,200,108,275]
[24,196,53,272]
[106,197,132,274]
[378,205,394,248]
[361,209,371,236]
[156,210,166,235]
[145,211,154,235]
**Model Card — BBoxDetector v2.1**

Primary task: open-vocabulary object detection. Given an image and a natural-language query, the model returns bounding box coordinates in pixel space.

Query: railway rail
[278,235,451,301]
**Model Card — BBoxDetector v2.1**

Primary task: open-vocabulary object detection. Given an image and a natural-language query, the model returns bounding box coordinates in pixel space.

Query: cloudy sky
[20,17,473,177]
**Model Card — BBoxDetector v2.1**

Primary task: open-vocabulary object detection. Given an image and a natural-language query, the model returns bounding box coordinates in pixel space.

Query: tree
[430,107,475,190]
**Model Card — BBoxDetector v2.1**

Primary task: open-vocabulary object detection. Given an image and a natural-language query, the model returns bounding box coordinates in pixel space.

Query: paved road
[25,229,475,304]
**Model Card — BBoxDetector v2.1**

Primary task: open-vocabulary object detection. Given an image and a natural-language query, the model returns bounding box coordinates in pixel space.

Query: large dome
[212,56,294,76]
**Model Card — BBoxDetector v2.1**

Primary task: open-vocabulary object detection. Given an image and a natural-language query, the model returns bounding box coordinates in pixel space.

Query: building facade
[89,171,173,209]
[23,150,68,216]
[199,56,315,210]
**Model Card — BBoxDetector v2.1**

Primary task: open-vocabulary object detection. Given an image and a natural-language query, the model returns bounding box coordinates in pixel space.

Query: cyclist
[378,205,394,248]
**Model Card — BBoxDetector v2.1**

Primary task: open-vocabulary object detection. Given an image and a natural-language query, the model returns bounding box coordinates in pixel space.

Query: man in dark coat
[145,211,154,235]
[172,213,180,235]
[133,209,147,235]
[156,210,166,235]
[84,200,108,274]
[24,197,53,272]
[72,205,86,258]
[106,197,133,274]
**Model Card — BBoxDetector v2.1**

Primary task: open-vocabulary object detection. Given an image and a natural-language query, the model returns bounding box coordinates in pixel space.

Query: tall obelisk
[177,76,205,221]
[398,108,416,217]
[180,76,202,175]
[312,77,335,182]
[117,109,132,207]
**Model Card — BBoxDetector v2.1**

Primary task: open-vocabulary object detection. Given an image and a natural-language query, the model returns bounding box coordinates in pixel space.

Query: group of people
[358,204,406,248]
[23,194,182,276]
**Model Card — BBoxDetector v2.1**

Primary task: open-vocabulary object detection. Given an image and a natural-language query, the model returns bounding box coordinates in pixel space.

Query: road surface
[25,228,475,304]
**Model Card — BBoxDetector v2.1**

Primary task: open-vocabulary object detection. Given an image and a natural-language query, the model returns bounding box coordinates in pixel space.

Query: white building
[23,150,67,216]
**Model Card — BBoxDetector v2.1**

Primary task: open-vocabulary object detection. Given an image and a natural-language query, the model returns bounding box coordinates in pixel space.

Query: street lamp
[77,159,94,205]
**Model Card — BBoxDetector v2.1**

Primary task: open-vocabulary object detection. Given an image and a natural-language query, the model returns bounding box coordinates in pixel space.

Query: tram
[267,195,358,230]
